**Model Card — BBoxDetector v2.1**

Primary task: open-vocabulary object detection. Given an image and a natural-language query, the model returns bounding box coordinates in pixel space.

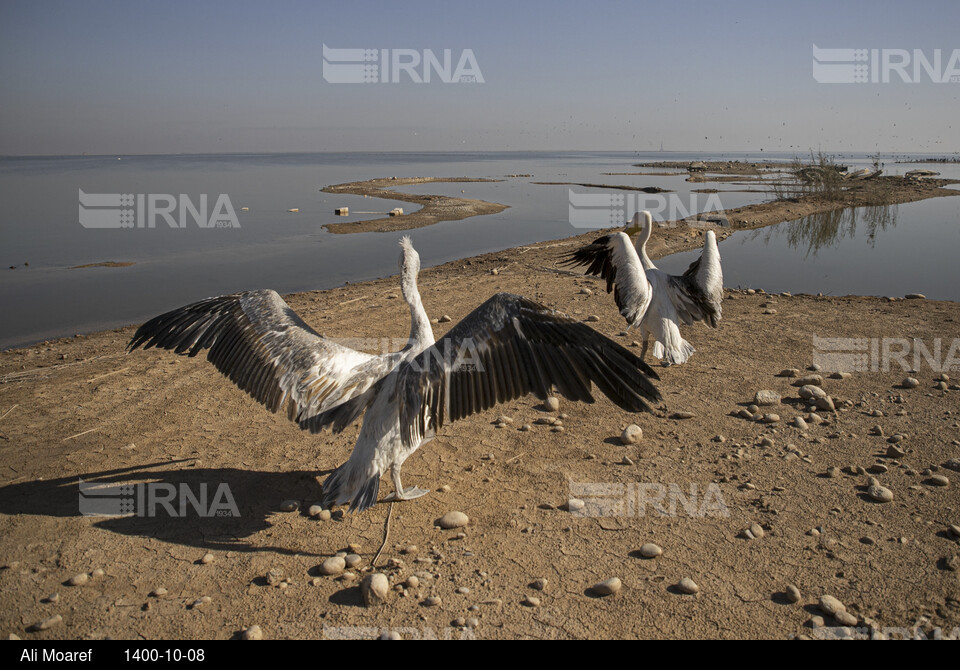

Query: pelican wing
[560,233,652,325]
[397,293,661,448]
[128,289,394,432]
[667,235,723,328]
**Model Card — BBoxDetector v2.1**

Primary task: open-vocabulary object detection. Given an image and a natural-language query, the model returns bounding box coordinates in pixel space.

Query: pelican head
[624,210,652,237]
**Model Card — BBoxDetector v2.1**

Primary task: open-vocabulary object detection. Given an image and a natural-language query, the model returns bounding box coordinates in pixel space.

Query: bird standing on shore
[562,211,723,365]
[129,237,661,512]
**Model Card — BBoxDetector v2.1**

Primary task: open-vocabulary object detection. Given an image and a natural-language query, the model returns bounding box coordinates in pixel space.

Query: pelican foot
[384,486,430,502]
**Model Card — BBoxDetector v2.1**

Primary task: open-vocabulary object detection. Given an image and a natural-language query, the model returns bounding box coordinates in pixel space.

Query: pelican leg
[382,464,429,502]
[639,336,649,362]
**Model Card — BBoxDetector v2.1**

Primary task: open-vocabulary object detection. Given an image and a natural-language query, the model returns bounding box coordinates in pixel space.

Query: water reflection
[745,204,898,258]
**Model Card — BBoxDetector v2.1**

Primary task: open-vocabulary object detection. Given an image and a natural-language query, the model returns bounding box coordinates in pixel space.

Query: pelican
[562,211,723,365]
[129,237,661,512]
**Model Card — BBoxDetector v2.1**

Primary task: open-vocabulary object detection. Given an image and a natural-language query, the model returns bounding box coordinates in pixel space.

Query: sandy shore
[1,177,960,640]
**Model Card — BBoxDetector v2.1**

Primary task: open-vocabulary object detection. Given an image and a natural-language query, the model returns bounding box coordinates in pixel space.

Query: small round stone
[279,500,299,512]
[319,557,346,576]
[91,568,105,578]
[30,615,62,632]
[544,397,560,412]
[423,596,442,607]
[200,553,214,565]
[786,584,801,603]
[677,578,699,594]
[835,610,858,626]
[150,587,167,597]
[638,543,662,558]
[405,576,420,589]
[902,377,920,389]
[818,595,846,616]
[67,573,88,586]
[868,485,894,503]
[307,504,324,517]
[592,578,622,596]
[241,625,263,640]
[531,578,548,591]
[749,523,765,539]
[438,511,469,529]
[567,498,585,513]
[345,554,362,569]
[930,474,950,487]
[754,390,781,406]
[620,424,643,445]
[361,573,390,606]
[522,596,541,607]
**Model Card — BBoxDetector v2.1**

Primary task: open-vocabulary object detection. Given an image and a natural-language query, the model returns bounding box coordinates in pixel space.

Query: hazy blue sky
[1,0,958,155]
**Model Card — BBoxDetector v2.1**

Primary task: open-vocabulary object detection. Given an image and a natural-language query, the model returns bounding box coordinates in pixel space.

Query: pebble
[620,424,643,444]
[200,553,214,565]
[677,578,699,595]
[44,593,60,603]
[902,377,920,389]
[67,573,88,586]
[930,474,950,487]
[786,585,801,603]
[792,417,809,431]
[749,523,765,539]
[531,578,548,591]
[829,372,851,380]
[29,615,62,632]
[777,369,800,378]
[670,411,696,420]
[592,578,622,596]
[265,569,283,585]
[345,554,362,569]
[886,445,906,459]
[150,587,167,597]
[466,617,480,628]
[949,525,960,539]
[544,397,560,412]
[761,414,780,423]
[519,423,531,432]
[190,596,212,609]
[798,385,827,400]
[754,390,781,406]
[319,557,345,576]
[405,576,420,589]
[307,504,324,517]
[438,511,469,529]
[815,396,835,412]
[834,611,858,626]
[639,543,663,558]
[241,625,263,640]
[361,573,390,606]
[438,315,452,323]
[737,408,754,420]
[818,595,846,616]
[522,596,541,607]
[423,596,442,607]
[586,315,600,323]
[868,485,894,503]
[826,466,840,478]
[792,375,823,388]
[579,288,592,295]
[904,293,926,299]
[279,500,299,512]
[91,568,105,578]
[567,498,585,512]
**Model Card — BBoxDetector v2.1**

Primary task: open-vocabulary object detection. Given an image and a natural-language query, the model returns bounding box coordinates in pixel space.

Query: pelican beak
[624,224,643,236]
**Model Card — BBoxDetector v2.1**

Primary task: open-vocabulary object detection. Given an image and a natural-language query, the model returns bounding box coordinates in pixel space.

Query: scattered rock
[904,293,926,300]
[67,573,88,587]
[200,553,214,565]
[423,596,443,607]
[670,411,696,420]
[586,315,600,323]
[521,596,541,607]
[754,390,781,406]
[639,543,663,558]
[29,615,62,632]
[902,377,920,389]
[761,414,780,424]
[241,625,263,640]
[620,424,643,445]
[677,578,699,594]
[786,585,801,603]
[438,511,469,529]
[279,500,299,512]
[818,595,846,617]
[868,485,894,503]
[320,557,346,576]
[592,578,622,596]
[361,573,390,606]
[265,569,283,586]
[150,587,167,597]
[792,375,823,388]
[567,498,585,513]
[438,315,452,323]
[777,369,800,378]
[531,578,548,591]
[835,610,858,626]
[929,474,950,487]
[544,397,560,412]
